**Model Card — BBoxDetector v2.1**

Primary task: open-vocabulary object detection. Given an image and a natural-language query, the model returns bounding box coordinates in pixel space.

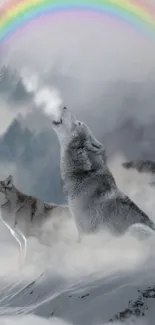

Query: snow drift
[0,155,155,324]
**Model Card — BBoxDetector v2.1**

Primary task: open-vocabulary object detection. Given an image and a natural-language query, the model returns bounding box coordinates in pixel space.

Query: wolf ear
[4,175,13,188]
[85,135,104,154]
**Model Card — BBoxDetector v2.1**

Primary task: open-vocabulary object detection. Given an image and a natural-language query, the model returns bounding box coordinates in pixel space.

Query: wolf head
[0,175,13,194]
[52,106,77,147]
[52,106,106,172]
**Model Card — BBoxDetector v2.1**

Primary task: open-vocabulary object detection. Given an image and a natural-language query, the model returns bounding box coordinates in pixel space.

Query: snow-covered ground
[0,156,155,325]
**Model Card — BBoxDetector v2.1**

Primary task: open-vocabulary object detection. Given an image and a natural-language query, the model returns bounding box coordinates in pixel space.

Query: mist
[0,11,155,135]
[0,1,155,204]
[1,167,155,324]
[0,0,155,207]
[0,2,155,324]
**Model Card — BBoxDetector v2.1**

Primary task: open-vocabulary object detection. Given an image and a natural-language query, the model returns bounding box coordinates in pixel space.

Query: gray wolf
[0,175,70,259]
[51,106,155,236]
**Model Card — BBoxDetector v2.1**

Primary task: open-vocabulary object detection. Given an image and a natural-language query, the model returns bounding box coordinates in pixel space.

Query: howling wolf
[0,175,70,258]
[51,106,155,236]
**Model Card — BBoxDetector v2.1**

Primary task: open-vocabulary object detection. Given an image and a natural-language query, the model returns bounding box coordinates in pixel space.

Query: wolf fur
[0,175,70,257]
[51,106,155,236]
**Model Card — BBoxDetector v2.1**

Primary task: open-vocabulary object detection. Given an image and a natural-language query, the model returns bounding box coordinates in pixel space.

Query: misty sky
[0,1,155,202]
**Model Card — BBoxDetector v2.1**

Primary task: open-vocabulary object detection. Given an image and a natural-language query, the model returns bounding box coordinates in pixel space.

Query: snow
[0,156,155,325]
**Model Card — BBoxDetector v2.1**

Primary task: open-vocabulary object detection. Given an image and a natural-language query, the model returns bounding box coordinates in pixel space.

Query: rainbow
[0,0,155,44]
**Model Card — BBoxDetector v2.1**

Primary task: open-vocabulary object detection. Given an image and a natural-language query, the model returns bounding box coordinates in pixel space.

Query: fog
[0,1,155,324]
[0,163,155,324]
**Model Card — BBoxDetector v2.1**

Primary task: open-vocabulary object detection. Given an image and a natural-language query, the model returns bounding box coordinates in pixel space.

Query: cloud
[0,1,155,206]
[0,3,155,325]
[0,0,154,136]
[2,10,155,82]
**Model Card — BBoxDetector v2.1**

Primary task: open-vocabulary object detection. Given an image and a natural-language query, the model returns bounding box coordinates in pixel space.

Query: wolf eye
[77,121,82,126]
[92,143,100,149]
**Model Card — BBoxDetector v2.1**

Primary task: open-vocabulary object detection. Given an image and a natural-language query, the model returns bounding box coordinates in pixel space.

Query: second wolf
[0,175,70,255]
